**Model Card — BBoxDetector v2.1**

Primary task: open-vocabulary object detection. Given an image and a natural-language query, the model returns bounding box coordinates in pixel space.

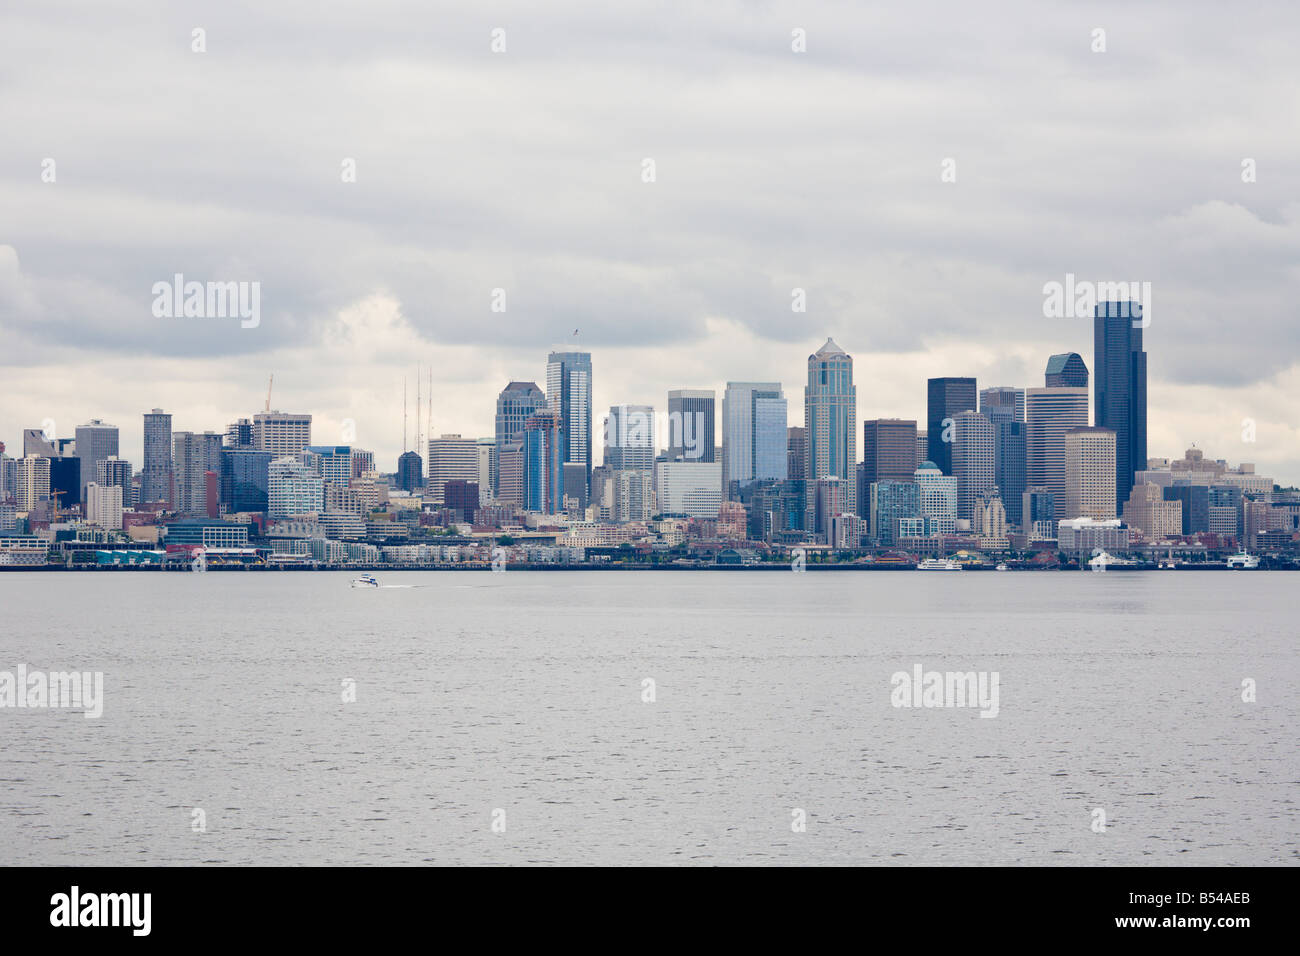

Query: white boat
[351,574,380,588]
[995,563,1008,572]
[1225,551,1260,569]
[917,558,961,571]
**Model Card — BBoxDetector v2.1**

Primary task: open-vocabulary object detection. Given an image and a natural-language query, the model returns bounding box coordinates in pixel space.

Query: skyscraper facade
[1045,353,1089,388]
[1064,426,1117,520]
[603,405,656,471]
[1025,386,1089,505]
[721,382,787,495]
[220,446,273,513]
[666,389,715,462]
[978,387,1025,425]
[427,435,479,505]
[74,420,119,501]
[861,419,918,485]
[951,410,996,521]
[254,412,312,459]
[494,381,547,495]
[1094,303,1147,512]
[927,377,977,475]
[546,352,593,496]
[524,408,565,514]
[805,339,857,509]
[142,409,173,506]
[995,420,1027,527]
[173,431,223,516]
[914,461,957,536]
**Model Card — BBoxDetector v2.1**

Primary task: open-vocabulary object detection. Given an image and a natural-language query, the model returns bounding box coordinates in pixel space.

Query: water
[1,571,1296,865]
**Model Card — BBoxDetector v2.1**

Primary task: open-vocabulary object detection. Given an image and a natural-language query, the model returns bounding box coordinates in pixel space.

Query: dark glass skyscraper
[926,377,976,476]
[396,450,423,493]
[1094,303,1147,511]
[142,409,173,506]
[1045,353,1089,388]
[995,421,1027,526]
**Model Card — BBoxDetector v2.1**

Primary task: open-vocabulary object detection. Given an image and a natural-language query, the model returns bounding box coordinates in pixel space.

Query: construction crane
[265,374,274,413]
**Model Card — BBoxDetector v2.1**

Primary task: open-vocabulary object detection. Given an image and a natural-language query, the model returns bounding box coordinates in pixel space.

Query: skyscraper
[173,431,223,516]
[994,420,1027,527]
[494,381,546,495]
[546,351,593,497]
[427,435,479,505]
[74,420,119,501]
[254,412,312,459]
[396,451,423,493]
[667,389,715,462]
[786,427,807,482]
[914,460,957,537]
[143,409,173,507]
[1094,303,1147,512]
[1045,353,1089,388]
[805,339,857,505]
[1064,426,1117,520]
[721,382,787,495]
[523,409,564,514]
[1025,386,1089,505]
[978,387,1025,425]
[861,419,918,485]
[951,410,995,521]
[927,377,977,475]
[603,405,656,471]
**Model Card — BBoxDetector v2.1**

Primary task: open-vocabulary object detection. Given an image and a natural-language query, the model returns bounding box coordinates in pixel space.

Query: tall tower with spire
[804,337,858,511]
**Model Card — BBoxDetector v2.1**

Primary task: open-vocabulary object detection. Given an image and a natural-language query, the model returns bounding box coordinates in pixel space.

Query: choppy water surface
[1,571,1296,865]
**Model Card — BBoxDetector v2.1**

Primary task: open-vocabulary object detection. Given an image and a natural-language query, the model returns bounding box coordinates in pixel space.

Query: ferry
[351,574,381,588]
[995,563,1009,572]
[1225,551,1260,570]
[917,558,961,571]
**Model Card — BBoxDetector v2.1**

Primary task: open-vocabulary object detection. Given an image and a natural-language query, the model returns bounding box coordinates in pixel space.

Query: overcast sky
[2,0,1297,482]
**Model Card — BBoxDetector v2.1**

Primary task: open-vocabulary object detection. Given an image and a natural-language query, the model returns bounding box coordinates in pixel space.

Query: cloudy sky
[2,0,1298,481]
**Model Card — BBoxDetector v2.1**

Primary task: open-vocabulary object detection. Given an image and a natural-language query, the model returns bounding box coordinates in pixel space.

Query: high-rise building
[476,438,494,502]
[1022,486,1057,540]
[979,387,1025,425]
[869,479,920,546]
[396,451,423,493]
[951,411,996,521]
[994,421,1027,527]
[95,456,131,496]
[603,405,656,471]
[927,377,977,475]
[667,389,715,462]
[494,381,546,495]
[1122,483,1182,541]
[973,490,1009,549]
[786,426,807,482]
[303,445,354,486]
[497,441,525,508]
[225,418,254,448]
[1025,386,1089,504]
[85,482,124,530]
[427,435,479,505]
[220,446,273,513]
[611,469,654,523]
[523,409,564,514]
[915,431,927,471]
[1045,353,1089,389]
[862,419,918,486]
[143,409,173,506]
[15,456,51,512]
[722,382,787,495]
[268,457,324,518]
[74,420,119,501]
[1064,426,1117,520]
[805,339,857,511]
[173,431,223,516]
[546,352,593,496]
[813,476,852,543]
[655,461,722,517]
[915,460,957,536]
[254,412,312,460]
[1094,303,1147,512]
[443,479,480,523]
[22,428,57,458]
